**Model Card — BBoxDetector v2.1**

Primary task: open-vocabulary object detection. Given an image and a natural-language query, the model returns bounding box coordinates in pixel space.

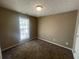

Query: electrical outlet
[66,42,69,45]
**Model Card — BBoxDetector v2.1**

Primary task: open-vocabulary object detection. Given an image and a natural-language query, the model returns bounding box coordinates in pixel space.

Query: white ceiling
[0,0,79,17]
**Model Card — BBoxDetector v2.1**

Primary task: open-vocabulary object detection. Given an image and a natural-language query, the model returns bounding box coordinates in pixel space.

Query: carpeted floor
[2,39,74,59]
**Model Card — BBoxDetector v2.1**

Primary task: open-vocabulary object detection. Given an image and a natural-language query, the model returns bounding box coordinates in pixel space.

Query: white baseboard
[2,38,34,52]
[2,43,19,51]
[38,38,72,51]
[2,38,72,51]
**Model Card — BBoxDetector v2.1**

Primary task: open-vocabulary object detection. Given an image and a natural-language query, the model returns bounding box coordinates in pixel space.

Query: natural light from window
[19,17,30,40]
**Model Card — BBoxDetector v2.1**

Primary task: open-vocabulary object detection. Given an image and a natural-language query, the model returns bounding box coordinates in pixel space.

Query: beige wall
[38,11,77,48]
[0,8,37,50]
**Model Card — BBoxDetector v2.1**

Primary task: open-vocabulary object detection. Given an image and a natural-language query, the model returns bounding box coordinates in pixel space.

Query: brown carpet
[2,39,74,59]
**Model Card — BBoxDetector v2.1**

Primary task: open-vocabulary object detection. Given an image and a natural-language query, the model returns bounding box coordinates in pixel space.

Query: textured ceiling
[0,0,79,17]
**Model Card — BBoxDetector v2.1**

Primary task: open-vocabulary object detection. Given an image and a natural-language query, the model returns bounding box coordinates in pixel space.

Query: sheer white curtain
[19,16,30,40]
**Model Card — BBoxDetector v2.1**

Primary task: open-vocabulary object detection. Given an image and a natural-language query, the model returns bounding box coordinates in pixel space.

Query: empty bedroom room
[0,0,79,59]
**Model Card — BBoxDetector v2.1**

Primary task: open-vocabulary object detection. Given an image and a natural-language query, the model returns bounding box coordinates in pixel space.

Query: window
[19,17,30,40]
